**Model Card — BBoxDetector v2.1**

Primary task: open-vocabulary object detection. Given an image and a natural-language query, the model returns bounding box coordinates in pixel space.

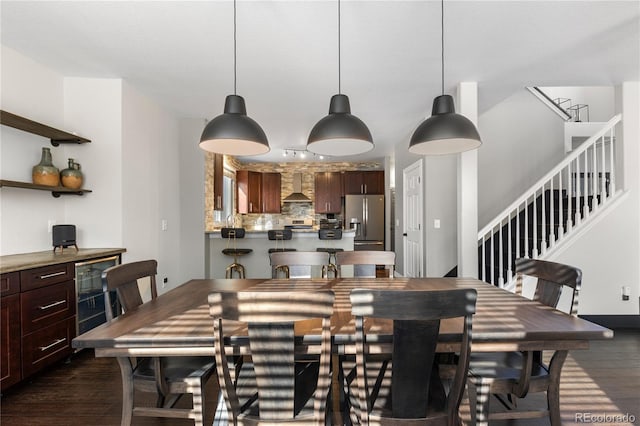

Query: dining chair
[208,290,335,426]
[468,257,582,425]
[335,250,395,278]
[345,288,477,425]
[102,260,216,426]
[269,250,334,278]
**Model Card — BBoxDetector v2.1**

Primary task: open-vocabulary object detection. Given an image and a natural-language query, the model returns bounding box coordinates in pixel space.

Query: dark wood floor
[1,329,638,425]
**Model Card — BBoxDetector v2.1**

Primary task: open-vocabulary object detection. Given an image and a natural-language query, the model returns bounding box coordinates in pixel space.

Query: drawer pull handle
[39,300,66,310]
[39,271,66,279]
[39,338,66,352]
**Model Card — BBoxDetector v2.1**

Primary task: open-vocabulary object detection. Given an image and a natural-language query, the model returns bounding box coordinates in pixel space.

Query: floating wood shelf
[0,110,91,146]
[0,180,92,198]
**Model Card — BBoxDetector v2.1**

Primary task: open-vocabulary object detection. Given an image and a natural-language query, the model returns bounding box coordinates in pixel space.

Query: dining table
[72,276,613,425]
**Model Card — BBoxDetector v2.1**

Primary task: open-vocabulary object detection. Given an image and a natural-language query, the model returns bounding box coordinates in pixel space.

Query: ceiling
[2,1,638,163]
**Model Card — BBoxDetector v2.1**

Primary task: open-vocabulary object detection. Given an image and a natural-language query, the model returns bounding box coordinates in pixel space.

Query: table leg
[116,357,134,426]
[548,350,569,426]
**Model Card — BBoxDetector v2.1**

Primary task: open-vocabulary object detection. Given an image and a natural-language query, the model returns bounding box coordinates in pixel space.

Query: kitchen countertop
[0,248,127,273]
[207,228,355,238]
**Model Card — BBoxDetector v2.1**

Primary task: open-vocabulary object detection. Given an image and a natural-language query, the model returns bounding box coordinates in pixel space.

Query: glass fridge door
[75,255,120,335]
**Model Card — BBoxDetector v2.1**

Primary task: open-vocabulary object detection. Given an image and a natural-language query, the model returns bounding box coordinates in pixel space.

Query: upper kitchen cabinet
[212,154,224,211]
[343,171,384,195]
[236,170,262,214]
[315,172,342,214]
[261,172,281,213]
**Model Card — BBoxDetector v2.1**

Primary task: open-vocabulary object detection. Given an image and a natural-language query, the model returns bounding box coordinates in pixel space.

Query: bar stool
[267,229,296,254]
[316,229,343,266]
[221,227,252,278]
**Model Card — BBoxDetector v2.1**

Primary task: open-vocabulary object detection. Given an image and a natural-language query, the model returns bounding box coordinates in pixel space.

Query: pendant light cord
[234,0,237,95]
[338,0,342,95]
[441,0,444,96]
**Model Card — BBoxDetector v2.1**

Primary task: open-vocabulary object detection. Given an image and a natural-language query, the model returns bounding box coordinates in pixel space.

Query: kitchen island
[205,228,355,278]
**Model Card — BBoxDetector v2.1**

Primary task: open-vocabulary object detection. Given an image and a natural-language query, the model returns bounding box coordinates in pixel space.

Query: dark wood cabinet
[343,171,385,195]
[236,170,262,214]
[213,154,224,211]
[1,272,21,390]
[261,172,281,213]
[315,172,343,213]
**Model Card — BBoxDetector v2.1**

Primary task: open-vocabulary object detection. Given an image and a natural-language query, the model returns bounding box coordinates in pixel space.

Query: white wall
[1,46,67,254]
[178,118,207,281]
[478,89,566,227]
[1,46,201,296]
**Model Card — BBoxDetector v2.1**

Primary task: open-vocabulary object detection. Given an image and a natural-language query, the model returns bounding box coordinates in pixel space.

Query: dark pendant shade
[409,95,481,155]
[199,95,270,156]
[307,94,374,156]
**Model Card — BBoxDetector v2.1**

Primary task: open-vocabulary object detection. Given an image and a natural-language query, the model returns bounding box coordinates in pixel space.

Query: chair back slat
[209,290,335,424]
[350,288,476,424]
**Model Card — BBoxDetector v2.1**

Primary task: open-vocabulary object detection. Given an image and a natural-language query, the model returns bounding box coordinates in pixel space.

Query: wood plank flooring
[1,329,638,425]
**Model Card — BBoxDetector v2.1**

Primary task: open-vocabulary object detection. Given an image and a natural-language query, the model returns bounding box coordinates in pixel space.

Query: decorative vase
[32,147,60,187]
[61,158,84,189]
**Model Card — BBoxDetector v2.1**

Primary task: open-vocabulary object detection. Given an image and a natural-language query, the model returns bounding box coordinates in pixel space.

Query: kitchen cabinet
[1,272,21,390]
[0,110,92,197]
[315,172,342,213]
[0,248,125,390]
[343,171,384,195]
[213,154,224,211]
[261,172,281,213]
[236,170,262,214]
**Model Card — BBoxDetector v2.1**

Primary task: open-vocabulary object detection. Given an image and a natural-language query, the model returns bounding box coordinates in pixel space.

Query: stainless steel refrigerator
[345,194,384,251]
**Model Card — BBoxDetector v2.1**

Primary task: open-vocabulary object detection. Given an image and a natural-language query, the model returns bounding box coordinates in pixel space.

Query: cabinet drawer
[1,272,20,296]
[20,263,74,292]
[21,280,76,334]
[22,317,75,378]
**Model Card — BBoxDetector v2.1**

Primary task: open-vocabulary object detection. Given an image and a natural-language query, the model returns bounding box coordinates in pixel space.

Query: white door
[403,159,423,277]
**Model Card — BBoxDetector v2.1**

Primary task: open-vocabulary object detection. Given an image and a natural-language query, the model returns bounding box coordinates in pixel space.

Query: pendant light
[307,0,373,156]
[409,0,481,155]
[199,0,269,156]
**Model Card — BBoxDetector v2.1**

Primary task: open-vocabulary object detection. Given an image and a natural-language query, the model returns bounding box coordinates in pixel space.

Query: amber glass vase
[61,158,84,189]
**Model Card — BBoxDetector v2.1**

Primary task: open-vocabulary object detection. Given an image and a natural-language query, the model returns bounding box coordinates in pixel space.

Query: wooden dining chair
[345,288,477,425]
[208,290,335,426]
[335,250,395,278]
[468,257,582,426]
[269,250,334,278]
[102,260,216,426]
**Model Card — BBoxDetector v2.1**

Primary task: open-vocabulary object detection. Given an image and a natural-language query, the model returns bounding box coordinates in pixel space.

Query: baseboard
[579,314,640,329]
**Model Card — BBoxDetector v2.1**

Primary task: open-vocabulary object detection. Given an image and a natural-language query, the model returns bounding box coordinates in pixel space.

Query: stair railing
[478,114,621,288]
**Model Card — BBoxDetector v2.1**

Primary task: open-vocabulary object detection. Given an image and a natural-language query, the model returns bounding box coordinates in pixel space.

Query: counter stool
[221,227,252,278]
[267,229,296,253]
[316,229,343,266]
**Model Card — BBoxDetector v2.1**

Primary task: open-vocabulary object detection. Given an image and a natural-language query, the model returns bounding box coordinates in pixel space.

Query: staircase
[478,114,622,288]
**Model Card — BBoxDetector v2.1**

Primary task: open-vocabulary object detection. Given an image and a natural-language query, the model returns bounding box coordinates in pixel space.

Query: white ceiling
[1,1,638,163]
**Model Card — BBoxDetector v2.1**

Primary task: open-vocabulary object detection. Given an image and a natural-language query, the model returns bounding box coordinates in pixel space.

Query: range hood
[283,173,312,203]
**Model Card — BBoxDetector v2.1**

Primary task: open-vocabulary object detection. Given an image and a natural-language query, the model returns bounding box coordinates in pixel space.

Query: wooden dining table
[72,276,613,424]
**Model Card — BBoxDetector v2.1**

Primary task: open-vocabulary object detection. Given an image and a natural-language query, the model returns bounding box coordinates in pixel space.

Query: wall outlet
[622,286,631,301]
[434,219,441,229]
[47,219,56,233]
[161,219,168,231]
[163,277,168,288]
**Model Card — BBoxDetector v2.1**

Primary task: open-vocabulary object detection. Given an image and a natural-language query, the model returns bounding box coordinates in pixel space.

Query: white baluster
[507,211,512,286]
[609,126,616,195]
[558,170,564,241]
[498,223,504,287]
[549,177,555,248]
[524,196,530,258]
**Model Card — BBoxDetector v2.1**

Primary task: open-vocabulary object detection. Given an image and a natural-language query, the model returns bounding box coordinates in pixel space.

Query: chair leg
[547,350,568,426]
[116,357,134,426]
